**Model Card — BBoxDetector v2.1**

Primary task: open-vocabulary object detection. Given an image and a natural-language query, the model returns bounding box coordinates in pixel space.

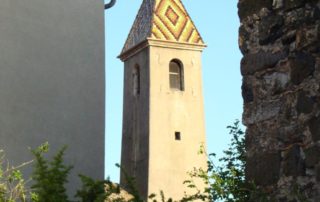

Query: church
[119,0,207,200]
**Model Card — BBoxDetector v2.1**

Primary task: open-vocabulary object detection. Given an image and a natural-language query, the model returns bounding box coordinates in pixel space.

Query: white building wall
[0,0,105,197]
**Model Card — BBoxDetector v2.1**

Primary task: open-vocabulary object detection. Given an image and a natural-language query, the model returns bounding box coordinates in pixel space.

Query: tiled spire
[121,0,204,54]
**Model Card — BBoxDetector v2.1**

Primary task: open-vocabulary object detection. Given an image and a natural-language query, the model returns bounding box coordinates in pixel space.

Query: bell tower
[119,0,207,200]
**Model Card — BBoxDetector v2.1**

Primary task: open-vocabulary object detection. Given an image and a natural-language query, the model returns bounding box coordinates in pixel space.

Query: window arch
[169,59,184,91]
[133,64,140,96]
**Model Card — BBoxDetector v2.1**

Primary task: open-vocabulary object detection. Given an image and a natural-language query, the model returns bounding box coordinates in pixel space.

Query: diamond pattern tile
[121,0,204,54]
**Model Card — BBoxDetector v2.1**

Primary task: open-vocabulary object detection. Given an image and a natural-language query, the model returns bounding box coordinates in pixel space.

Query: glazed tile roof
[121,0,204,54]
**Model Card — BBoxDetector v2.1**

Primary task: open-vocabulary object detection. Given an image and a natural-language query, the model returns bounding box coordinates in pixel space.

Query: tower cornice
[119,38,206,62]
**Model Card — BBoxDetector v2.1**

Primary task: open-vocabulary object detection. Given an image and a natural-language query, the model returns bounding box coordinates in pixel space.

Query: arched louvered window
[169,59,184,91]
[133,64,140,96]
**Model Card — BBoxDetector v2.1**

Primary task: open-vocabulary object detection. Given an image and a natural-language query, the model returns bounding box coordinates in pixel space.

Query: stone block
[282,30,297,45]
[305,145,320,168]
[296,91,315,114]
[289,52,315,85]
[241,51,288,75]
[273,0,284,9]
[263,72,290,95]
[243,100,281,125]
[245,131,255,151]
[277,125,304,145]
[285,7,306,30]
[238,0,273,20]
[242,77,254,103]
[246,152,281,186]
[284,0,306,11]
[285,7,320,36]
[308,116,320,142]
[283,145,305,176]
[296,26,320,51]
[239,25,250,54]
[317,164,320,181]
[259,14,284,45]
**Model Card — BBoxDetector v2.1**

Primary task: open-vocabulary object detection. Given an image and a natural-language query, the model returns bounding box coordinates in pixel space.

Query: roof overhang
[119,38,207,62]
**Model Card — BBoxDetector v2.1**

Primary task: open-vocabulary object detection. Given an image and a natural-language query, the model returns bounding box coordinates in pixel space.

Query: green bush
[183,120,250,202]
[0,120,267,202]
[76,175,113,202]
[31,142,72,202]
[0,150,32,202]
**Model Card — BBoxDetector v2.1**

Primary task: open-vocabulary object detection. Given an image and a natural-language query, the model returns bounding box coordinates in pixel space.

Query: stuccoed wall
[239,0,320,200]
[0,0,105,196]
[120,40,207,200]
[120,47,150,199]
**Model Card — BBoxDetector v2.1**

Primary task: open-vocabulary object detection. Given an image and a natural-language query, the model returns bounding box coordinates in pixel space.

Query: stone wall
[238,0,320,200]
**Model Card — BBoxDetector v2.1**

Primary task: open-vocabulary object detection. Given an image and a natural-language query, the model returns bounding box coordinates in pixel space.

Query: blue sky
[104,0,242,182]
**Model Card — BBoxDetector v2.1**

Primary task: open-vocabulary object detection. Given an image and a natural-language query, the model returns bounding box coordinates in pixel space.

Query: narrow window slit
[133,64,140,96]
[175,131,181,140]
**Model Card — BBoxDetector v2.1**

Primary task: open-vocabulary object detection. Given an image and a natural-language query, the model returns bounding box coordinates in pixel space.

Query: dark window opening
[133,64,140,96]
[169,60,184,91]
[175,131,181,140]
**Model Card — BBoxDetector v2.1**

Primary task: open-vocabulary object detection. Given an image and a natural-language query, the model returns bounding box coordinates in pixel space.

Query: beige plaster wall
[148,45,207,200]
[120,48,150,198]
[121,42,207,200]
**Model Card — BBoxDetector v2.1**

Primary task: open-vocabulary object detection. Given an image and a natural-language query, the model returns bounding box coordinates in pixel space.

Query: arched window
[169,59,184,91]
[133,64,140,96]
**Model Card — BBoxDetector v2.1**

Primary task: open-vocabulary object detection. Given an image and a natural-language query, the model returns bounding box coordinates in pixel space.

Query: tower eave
[118,38,207,62]
[147,38,207,51]
[118,39,149,62]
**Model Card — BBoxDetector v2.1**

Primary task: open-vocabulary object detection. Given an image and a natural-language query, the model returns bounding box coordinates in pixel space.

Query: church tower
[119,0,207,200]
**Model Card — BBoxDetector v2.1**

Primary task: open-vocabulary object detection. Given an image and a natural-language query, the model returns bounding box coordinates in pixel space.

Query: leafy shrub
[183,120,250,202]
[116,164,143,202]
[76,175,113,202]
[0,150,32,202]
[0,121,266,202]
[31,142,72,202]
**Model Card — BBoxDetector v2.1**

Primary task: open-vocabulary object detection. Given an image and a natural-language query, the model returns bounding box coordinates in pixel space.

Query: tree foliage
[183,120,250,202]
[0,150,31,202]
[0,120,251,202]
[31,142,72,202]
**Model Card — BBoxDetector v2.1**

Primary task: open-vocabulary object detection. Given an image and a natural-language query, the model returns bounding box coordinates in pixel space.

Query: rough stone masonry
[238,0,320,200]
